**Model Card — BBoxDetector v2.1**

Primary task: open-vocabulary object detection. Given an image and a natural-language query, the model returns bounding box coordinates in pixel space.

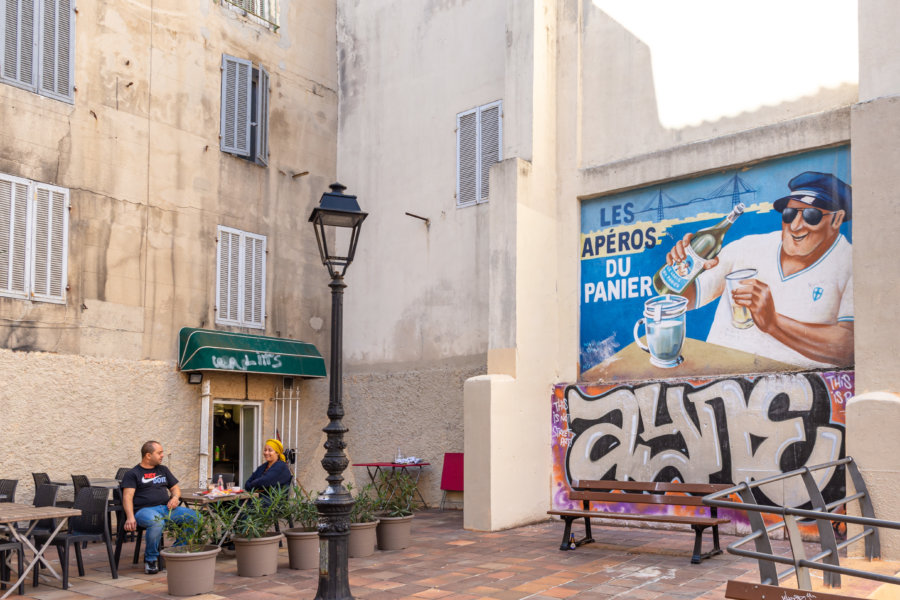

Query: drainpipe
[199,378,211,487]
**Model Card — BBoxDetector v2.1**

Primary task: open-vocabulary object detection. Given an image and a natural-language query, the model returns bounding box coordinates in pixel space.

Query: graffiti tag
[211,352,283,371]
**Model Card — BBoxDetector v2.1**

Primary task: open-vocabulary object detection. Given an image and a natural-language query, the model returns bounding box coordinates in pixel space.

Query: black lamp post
[309,183,367,600]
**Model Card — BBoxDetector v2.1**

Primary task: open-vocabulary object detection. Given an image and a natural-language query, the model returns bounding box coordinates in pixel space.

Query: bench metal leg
[691,524,723,564]
[558,516,595,551]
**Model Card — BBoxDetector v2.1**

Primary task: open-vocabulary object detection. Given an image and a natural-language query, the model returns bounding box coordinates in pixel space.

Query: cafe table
[49,478,121,490]
[352,461,430,509]
[179,488,252,547]
[0,503,81,599]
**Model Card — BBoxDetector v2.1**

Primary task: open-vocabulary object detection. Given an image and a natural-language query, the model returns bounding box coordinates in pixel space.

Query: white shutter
[243,232,265,328]
[255,64,269,166]
[0,174,30,298]
[37,0,73,101]
[30,182,67,302]
[1,0,37,89]
[216,226,242,325]
[220,54,252,156]
[456,109,477,206]
[479,102,501,202]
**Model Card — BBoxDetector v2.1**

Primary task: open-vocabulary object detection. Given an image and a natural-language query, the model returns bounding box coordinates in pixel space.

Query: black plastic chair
[0,479,17,503]
[0,537,24,595]
[71,475,90,497]
[32,487,118,590]
[32,473,50,488]
[114,468,130,481]
[17,484,60,537]
[114,514,165,568]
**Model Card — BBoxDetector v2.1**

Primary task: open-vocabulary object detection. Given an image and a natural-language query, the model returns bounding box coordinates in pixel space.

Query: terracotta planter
[375,515,413,551]
[284,527,319,569]
[349,520,379,558]
[160,545,220,596]
[232,532,284,577]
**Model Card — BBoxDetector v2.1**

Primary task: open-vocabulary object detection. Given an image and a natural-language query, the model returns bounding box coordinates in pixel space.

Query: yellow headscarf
[265,438,286,462]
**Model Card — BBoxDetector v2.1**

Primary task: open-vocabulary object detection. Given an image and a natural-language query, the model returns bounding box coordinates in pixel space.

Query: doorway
[212,401,261,486]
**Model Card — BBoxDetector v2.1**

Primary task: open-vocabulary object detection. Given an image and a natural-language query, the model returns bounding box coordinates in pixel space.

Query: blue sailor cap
[774,171,852,222]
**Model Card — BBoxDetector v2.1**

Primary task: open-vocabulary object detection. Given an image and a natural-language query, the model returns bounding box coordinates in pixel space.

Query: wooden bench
[725,580,863,600]
[547,479,731,564]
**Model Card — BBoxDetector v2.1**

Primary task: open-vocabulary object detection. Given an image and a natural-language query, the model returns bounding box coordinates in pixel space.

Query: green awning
[178,328,326,378]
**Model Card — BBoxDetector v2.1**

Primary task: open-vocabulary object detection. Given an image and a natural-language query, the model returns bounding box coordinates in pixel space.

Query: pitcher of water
[633,295,688,368]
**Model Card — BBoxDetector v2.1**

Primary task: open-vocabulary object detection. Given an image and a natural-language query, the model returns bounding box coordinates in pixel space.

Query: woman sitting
[244,438,293,493]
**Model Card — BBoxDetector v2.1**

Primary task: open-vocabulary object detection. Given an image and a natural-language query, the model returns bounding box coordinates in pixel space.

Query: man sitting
[121,440,197,574]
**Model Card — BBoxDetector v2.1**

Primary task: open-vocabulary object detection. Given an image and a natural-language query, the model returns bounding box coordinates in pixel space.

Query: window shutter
[1,0,37,89]
[216,227,241,325]
[255,64,269,166]
[479,102,501,202]
[456,109,477,206]
[220,54,252,156]
[243,232,265,328]
[30,182,67,301]
[37,0,73,101]
[0,174,30,298]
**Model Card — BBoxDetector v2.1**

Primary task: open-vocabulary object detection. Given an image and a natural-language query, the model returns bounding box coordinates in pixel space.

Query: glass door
[212,401,260,486]
[240,405,257,486]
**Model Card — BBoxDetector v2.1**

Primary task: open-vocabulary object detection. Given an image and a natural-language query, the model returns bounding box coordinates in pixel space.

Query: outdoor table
[49,478,120,489]
[180,489,252,547]
[0,503,81,599]
[353,461,430,509]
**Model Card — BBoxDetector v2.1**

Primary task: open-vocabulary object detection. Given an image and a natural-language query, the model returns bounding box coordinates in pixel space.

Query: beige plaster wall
[0,347,196,503]
[0,0,339,360]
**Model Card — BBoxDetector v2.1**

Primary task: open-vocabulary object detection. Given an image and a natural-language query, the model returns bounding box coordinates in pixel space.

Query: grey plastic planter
[233,532,285,577]
[284,527,319,569]
[160,545,220,596]
[349,520,379,557]
[375,515,413,551]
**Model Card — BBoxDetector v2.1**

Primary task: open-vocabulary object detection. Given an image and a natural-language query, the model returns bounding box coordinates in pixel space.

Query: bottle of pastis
[652,203,745,295]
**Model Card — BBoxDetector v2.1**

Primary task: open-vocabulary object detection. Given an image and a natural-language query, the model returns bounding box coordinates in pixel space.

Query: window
[216,226,266,329]
[0,172,69,303]
[1,0,76,102]
[220,54,269,166]
[456,100,502,207]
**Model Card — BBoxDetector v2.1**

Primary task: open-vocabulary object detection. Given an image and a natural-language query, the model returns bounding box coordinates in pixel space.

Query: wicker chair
[0,537,24,595]
[32,487,118,590]
[32,473,50,488]
[0,479,17,503]
[17,484,60,538]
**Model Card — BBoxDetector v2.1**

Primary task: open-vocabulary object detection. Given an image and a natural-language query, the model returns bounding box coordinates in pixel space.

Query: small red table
[353,462,430,509]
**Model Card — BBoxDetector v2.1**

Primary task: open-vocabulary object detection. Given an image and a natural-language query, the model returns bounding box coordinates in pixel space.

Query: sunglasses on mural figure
[781,206,838,226]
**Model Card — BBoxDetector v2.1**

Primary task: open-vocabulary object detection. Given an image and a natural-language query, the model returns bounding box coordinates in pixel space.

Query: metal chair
[0,479,17,503]
[439,452,464,511]
[32,487,118,590]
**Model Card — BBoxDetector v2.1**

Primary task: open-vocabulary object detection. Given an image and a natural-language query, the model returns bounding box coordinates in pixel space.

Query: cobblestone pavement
[8,510,898,599]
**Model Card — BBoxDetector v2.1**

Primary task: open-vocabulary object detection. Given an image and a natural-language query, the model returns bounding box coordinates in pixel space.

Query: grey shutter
[1,0,37,89]
[0,174,30,298]
[479,102,501,202]
[37,0,73,101]
[255,64,269,166]
[243,232,265,328]
[456,109,477,206]
[31,182,67,301]
[220,54,252,156]
[216,227,241,325]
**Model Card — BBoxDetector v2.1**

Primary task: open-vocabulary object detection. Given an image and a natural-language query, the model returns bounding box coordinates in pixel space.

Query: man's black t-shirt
[121,464,179,511]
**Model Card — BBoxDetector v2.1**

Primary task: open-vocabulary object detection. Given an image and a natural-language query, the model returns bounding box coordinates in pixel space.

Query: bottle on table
[652,203,745,295]
[217,474,224,491]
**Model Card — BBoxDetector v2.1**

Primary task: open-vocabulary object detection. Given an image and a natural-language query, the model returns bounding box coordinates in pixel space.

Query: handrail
[703,456,900,592]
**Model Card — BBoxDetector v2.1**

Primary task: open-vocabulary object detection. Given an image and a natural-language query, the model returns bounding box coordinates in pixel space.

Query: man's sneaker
[144,560,159,575]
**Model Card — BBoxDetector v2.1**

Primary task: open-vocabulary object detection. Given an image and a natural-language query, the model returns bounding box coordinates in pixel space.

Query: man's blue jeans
[134,505,198,562]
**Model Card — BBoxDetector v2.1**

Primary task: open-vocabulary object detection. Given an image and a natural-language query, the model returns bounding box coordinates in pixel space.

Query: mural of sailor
[665,171,853,368]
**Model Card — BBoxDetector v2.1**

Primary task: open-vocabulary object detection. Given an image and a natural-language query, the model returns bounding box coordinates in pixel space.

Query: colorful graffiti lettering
[551,371,851,516]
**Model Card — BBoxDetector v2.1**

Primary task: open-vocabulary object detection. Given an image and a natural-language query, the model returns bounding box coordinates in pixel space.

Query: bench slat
[548,509,729,526]
[725,580,863,600]
[576,479,730,494]
[570,490,709,506]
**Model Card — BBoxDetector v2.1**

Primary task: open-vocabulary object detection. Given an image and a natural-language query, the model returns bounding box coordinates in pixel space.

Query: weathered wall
[0,0,339,359]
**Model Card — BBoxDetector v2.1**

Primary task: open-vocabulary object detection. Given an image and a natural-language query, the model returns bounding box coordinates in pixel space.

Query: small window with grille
[220,54,270,166]
[456,100,502,207]
[0,172,69,303]
[0,0,76,102]
[216,225,266,329]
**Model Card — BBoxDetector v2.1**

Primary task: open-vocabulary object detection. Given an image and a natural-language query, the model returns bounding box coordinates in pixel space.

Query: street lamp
[309,182,367,600]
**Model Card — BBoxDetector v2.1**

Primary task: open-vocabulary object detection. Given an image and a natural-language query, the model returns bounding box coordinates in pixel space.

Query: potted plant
[159,509,220,596]
[227,486,288,576]
[374,472,417,551]
[282,486,320,569]
[348,483,379,558]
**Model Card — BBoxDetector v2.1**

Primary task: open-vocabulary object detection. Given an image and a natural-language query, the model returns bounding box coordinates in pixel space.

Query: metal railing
[703,457,900,592]
[219,0,279,31]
